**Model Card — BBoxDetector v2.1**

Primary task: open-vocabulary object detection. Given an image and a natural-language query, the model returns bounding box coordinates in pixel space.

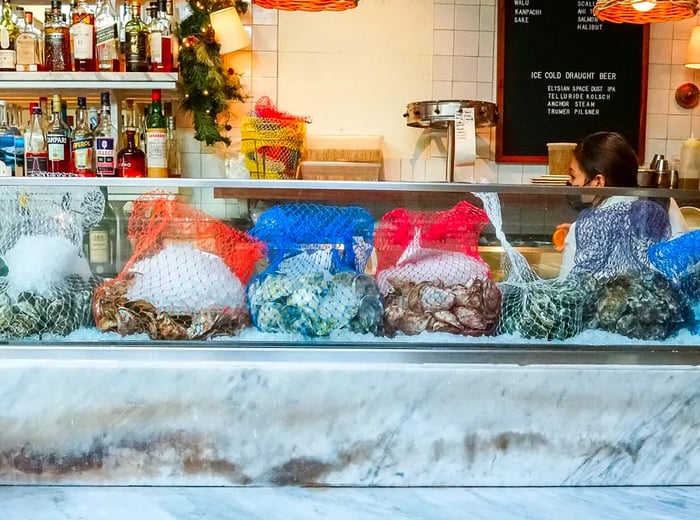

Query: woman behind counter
[558,131,687,278]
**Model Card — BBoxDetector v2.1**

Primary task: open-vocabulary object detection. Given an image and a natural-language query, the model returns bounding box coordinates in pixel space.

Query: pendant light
[253,0,358,11]
[593,0,698,23]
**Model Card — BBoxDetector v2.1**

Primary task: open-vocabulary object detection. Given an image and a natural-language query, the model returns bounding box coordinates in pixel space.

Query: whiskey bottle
[87,186,117,277]
[117,129,145,177]
[95,0,119,71]
[15,11,41,71]
[124,0,147,72]
[72,96,95,176]
[25,106,48,176]
[146,88,167,177]
[94,91,117,176]
[71,0,96,71]
[0,0,18,71]
[45,0,71,71]
[46,94,72,175]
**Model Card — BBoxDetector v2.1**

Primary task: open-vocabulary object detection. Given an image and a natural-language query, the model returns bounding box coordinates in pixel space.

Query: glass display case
[3,175,700,357]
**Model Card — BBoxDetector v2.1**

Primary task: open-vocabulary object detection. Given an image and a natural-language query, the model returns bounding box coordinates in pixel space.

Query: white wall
[190,0,700,201]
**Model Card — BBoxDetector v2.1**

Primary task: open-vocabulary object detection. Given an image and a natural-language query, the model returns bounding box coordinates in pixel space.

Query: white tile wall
[182,0,700,194]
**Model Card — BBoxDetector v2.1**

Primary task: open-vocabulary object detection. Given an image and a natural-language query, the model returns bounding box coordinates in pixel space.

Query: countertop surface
[1,486,699,519]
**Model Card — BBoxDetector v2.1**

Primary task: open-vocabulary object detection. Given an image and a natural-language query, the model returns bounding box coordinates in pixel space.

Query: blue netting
[247,204,382,337]
[249,203,375,275]
[648,229,700,286]
[572,200,670,279]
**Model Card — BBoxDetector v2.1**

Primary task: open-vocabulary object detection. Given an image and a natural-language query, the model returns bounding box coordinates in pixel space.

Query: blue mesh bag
[648,229,700,287]
[247,203,382,337]
[571,200,670,279]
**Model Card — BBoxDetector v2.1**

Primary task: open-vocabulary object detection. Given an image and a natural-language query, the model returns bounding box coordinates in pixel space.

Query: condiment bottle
[679,136,700,189]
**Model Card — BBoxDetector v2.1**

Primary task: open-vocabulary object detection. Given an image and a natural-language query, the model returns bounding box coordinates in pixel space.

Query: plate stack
[529,175,569,186]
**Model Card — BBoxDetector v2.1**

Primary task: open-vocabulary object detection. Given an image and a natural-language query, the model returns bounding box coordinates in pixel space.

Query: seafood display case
[1,176,699,352]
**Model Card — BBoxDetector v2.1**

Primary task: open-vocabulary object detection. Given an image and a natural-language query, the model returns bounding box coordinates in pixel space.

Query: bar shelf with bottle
[0,71,177,95]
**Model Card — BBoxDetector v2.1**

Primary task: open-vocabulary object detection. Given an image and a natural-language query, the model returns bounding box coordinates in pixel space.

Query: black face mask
[565,180,593,212]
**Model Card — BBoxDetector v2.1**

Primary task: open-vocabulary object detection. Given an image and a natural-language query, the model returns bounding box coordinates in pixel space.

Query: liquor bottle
[0,100,11,176]
[0,0,18,71]
[117,129,145,177]
[45,0,71,71]
[165,0,178,70]
[95,0,119,71]
[124,0,147,72]
[94,91,117,176]
[121,98,140,148]
[166,115,180,178]
[15,11,41,71]
[13,6,24,33]
[149,0,171,72]
[46,94,71,174]
[38,96,49,130]
[145,88,167,177]
[72,96,95,176]
[71,0,96,71]
[10,103,22,176]
[118,0,130,71]
[86,186,117,277]
[25,106,48,176]
[18,102,37,176]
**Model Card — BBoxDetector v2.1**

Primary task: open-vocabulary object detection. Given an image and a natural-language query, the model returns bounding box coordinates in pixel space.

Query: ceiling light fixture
[594,0,698,23]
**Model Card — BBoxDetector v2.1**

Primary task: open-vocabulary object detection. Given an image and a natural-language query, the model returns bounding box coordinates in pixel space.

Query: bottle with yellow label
[146,88,168,177]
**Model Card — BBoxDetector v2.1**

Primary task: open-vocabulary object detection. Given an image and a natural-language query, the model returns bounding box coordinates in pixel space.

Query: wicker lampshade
[253,0,358,11]
[594,0,698,23]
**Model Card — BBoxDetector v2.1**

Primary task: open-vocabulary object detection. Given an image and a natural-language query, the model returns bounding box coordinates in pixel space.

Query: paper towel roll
[454,108,476,167]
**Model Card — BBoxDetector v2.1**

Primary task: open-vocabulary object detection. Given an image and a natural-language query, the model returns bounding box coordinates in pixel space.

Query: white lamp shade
[210,7,251,54]
[686,26,700,69]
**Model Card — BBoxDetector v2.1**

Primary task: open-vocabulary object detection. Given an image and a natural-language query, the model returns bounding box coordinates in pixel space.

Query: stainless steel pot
[404,100,498,129]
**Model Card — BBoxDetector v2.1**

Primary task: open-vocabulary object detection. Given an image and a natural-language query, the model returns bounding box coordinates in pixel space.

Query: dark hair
[573,131,639,187]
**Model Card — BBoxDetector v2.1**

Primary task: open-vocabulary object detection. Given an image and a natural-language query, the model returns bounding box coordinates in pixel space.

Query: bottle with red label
[117,129,145,177]
[46,94,71,175]
[94,91,117,176]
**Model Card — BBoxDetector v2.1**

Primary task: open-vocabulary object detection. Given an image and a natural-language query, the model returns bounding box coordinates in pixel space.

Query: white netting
[0,186,104,338]
[478,192,691,341]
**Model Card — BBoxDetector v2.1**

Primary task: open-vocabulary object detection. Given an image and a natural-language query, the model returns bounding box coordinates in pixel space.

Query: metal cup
[650,153,664,171]
[655,158,671,188]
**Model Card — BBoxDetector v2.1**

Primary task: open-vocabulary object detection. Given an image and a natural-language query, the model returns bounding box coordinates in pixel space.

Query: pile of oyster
[383,278,501,336]
[498,274,597,341]
[585,271,692,340]
[248,270,383,337]
[0,275,98,338]
[93,274,250,340]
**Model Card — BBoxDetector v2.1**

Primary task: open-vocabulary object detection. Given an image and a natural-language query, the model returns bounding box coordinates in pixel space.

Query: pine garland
[177,0,248,146]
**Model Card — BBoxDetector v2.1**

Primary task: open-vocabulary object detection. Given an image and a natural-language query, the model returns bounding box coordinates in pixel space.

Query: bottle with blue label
[0,100,18,176]
[95,91,117,176]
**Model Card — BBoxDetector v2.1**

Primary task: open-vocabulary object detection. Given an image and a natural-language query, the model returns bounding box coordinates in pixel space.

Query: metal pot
[403,100,498,129]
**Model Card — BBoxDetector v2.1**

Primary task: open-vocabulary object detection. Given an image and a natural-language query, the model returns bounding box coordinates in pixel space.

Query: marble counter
[2,485,699,519]
[0,346,698,487]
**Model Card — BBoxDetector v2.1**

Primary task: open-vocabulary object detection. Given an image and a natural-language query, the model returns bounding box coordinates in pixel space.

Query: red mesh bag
[375,201,501,336]
[93,193,264,340]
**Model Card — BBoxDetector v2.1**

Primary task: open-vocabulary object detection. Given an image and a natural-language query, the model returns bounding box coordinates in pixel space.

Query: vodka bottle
[94,91,117,176]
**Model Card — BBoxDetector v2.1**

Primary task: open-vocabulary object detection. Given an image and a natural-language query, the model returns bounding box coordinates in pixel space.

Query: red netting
[375,200,489,275]
[254,96,308,122]
[93,193,265,340]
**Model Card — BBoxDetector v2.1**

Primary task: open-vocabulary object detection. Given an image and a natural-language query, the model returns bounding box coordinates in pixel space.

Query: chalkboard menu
[496,1,649,163]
